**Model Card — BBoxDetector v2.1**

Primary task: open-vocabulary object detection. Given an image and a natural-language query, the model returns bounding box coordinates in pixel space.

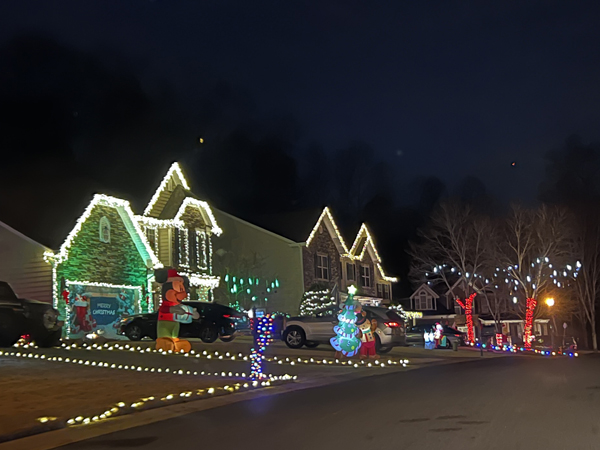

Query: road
[57,355,600,450]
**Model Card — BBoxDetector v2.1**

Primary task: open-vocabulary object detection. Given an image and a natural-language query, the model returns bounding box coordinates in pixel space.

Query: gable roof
[410,283,440,300]
[141,163,222,236]
[47,194,162,269]
[349,223,397,282]
[0,220,51,251]
[306,207,350,255]
[249,208,324,243]
[143,162,190,217]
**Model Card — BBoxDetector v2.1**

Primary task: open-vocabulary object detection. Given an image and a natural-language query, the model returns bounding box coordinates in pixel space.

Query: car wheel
[0,311,22,347]
[200,325,218,343]
[283,326,306,349]
[219,335,236,343]
[125,324,143,341]
[33,329,62,348]
[305,341,319,348]
[378,345,393,354]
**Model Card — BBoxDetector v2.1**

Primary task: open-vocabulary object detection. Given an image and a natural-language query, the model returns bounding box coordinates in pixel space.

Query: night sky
[1,1,600,287]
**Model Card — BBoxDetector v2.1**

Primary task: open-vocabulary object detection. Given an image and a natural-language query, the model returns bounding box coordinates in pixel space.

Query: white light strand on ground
[13,341,410,368]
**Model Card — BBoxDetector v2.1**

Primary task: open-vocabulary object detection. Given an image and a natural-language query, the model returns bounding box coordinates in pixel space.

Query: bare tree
[497,204,575,347]
[409,200,490,341]
[568,210,600,351]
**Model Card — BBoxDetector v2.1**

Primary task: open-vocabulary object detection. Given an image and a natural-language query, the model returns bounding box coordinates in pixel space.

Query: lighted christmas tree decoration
[249,314,275,380]
[330,285,361,357]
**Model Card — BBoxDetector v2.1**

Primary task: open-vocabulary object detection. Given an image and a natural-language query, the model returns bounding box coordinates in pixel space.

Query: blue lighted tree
[330,285,361,357]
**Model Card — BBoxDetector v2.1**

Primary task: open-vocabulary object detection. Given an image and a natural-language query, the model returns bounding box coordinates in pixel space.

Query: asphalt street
[57,355,600,450]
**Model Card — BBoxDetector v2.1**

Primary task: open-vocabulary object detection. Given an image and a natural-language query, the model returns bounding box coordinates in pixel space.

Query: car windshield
[386,310,404,322]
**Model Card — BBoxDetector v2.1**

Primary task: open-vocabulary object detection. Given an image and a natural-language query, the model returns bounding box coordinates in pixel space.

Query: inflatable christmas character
[73,294,94,333]
[155,268,199,353]
[356,307,379,360]
[433,322,447,349]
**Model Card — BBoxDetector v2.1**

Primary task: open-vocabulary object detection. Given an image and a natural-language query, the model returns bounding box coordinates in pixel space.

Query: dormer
[410,283,440,311]
[143,162,190,218]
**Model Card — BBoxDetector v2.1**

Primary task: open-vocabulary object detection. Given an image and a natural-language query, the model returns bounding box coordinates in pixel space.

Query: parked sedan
[119,301,244,343]
[282,306,406,353]
[405,323,466,348]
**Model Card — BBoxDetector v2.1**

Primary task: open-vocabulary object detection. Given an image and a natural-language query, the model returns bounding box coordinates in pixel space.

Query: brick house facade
[302,208,396,306]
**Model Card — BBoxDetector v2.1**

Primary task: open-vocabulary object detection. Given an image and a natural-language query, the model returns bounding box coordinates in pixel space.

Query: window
[197,230,206,268]
[315,253,330,280]
[179,228,189,266]
[346,263,355,281]
[415,291,433,310]
[146,228,156,252]
[377,283,390,300]
[99,217,110,243]
[360,265,371,288]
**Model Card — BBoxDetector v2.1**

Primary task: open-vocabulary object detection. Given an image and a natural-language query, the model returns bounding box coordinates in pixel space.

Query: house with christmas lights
[206,206,397,314]
[137,162,221,304]
[301,207,397,307]
[0,220,53,303]
[44,194,163,339]
[44,163,222,339]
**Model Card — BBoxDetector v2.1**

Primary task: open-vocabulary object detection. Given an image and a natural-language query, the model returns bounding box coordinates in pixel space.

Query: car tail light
[455,334,460,337]
[223,314,231,318]
[385,321,400,328]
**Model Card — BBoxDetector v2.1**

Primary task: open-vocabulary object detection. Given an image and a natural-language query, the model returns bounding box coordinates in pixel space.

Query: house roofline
[0,220,51,250]
[213,208,300,245]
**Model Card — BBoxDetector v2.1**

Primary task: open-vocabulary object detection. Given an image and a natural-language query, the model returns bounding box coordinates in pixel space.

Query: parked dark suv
[119,301,244,343]
[0,281,63,347]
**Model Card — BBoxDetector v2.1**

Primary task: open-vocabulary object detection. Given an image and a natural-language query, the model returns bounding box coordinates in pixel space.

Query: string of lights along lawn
[0,348,296,381]
[12,341,410,368]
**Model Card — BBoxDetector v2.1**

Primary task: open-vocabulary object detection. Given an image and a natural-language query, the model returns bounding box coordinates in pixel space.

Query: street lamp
[546,298,557,349]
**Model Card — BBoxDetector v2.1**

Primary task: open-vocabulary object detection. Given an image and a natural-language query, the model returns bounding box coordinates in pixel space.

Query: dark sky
[4,1,600,195]
[2,1,600,249]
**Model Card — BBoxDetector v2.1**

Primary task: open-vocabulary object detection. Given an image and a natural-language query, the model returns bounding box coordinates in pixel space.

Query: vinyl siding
[0,222,52,303]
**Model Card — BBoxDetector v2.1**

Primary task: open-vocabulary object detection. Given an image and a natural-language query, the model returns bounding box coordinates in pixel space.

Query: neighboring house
[302,208,397,306]
[44,162,223,338]
[409,278,491,316]
[0,220,52,303]
[137,162,221,304]
[211,205,398,314]
[409,283,440,312]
